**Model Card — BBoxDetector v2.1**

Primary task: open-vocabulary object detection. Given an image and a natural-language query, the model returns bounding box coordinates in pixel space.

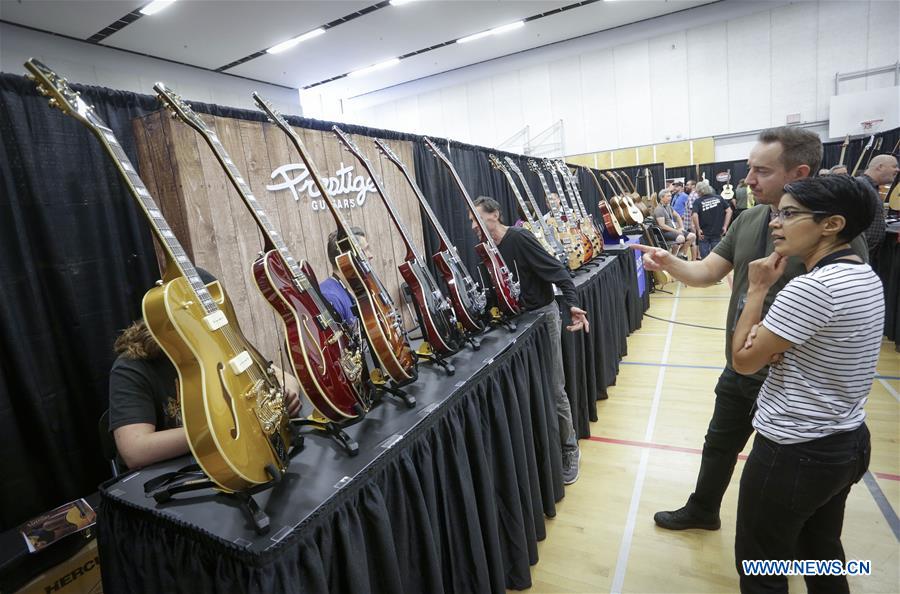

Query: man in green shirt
[633,127,868,530]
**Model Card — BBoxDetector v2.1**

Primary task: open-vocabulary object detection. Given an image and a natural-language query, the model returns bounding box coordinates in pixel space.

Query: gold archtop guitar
[24,58,292,492]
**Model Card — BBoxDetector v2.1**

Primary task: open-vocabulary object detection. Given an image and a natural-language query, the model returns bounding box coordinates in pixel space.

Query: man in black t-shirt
[472,196,589,485]
[108,271,301,470]
[690,181,733,259]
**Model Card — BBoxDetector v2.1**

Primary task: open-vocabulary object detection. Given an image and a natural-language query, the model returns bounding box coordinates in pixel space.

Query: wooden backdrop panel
[132,111,426,362]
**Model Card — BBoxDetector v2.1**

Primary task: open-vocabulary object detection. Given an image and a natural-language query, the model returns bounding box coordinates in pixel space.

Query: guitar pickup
[203,310,228,331]
[228,351,253,374]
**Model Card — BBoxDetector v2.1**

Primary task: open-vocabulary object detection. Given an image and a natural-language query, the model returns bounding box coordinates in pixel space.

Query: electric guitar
[156,85,367,423]
[554,160,604,255]
[504,157,574,264]
[374,138,487,334]
[488,154,568,267]
[584,167,623,237]
[253,101,417,385]
[527,159,585,270]
[25,59,292,492]
[333,128,463,357]
[542,160,594,262]
[424,137,521,318]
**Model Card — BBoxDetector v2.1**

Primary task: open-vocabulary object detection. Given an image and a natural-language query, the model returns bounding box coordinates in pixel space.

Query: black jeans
[735,424,870,594]
[686,368,762,516]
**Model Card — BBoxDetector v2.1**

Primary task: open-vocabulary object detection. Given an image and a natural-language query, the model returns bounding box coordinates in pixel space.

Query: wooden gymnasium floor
[521,281,900,594]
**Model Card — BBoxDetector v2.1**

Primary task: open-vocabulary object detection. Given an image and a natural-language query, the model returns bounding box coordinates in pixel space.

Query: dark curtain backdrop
[821,128,899,172]
[0,73,420,530]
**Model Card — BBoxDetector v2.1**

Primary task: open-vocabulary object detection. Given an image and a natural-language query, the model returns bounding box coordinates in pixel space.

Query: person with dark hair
[731,174,882,593]
[632,126,867,531]
[472,195,589,484]
[320,227,372,326]
[109,268,301,469]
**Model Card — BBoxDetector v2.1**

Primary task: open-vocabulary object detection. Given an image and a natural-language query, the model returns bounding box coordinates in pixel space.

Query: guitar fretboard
[94,120,218,313]
[378,141,455,251]
[530,165,564,220]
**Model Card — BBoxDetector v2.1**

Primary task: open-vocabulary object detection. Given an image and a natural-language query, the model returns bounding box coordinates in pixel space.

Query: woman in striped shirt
[730,175,883,594]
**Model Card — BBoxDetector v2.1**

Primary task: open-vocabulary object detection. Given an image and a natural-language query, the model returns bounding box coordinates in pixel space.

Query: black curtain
[694,160,749,194]
[663,164,698,184]
[821,128,900,173]
[0,73,161,530]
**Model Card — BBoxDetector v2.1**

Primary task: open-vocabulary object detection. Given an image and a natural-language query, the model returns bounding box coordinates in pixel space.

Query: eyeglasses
[774,208,830,223]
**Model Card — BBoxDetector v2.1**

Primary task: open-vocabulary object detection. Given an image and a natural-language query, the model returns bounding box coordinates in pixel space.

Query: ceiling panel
[227,1,567,87]
[296,0,713,97]
[101,1,372,70]
[0,0,145,39]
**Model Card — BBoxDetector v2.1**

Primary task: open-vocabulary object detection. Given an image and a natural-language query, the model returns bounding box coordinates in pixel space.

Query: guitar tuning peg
[48,98,58,108]
[36,85,48,96]
[24,73,35,81]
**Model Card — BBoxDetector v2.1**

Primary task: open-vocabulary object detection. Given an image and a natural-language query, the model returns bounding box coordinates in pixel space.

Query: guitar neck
[532,168,563,218]
[585,167,609,201]
[190,124,310,285]
[424,138,499,251]
[375,139,454,251]
[547,168,576,216]
[505,158,547,218]
[92,120,219,313]
[492,160,538,226]
[559,163,588,218]
[333,130,420,262]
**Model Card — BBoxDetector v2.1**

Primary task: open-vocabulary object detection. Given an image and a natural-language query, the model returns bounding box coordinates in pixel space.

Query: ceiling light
[457,20,525,44]
[348,58,401,78]
[390,0,419,5]
[140,0,177,16]
[267,28,326,54]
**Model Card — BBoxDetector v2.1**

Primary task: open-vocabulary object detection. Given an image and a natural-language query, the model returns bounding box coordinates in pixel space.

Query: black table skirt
[877,229,900,349]
[98,312,565,594]
[560,249,648,439]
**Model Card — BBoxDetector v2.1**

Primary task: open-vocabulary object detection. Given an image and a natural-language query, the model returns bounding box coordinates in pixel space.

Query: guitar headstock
[503,157,523,175]
[332,125,361,154]
[423,137,454,168]
[373,138,403,166]
[526,159,542,174]
[541,158,556,172]
[24,58,97,128]
[252,92,292,132]
[154,82,212,135]
[487,154,506,173]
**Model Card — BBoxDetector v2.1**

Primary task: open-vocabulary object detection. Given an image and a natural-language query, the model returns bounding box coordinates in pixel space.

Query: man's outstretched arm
[631,244,732,287]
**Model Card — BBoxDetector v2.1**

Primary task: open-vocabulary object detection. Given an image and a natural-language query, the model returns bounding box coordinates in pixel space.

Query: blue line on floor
[621,361,900,381]
[863,472,900,542]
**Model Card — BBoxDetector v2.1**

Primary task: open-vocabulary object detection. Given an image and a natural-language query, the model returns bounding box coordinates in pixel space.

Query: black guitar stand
[143,427,305,535]
[415,341,456,376]
[292,408,364,457]
[369,367,417,409]
[463,333,482,351]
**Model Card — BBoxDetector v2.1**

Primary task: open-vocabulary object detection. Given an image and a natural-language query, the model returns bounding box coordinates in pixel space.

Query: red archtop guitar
[332,128,463,357]
[423,137,521,318]
[374,138,487,334]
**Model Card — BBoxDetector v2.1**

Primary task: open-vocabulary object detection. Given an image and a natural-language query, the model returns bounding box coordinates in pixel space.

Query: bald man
[860,154,898,254]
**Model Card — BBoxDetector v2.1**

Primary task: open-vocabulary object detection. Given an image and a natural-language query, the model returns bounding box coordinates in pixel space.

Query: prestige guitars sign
[267,162,376,210]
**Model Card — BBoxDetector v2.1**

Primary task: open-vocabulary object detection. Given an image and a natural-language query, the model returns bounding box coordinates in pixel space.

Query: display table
[559,249,648,438]
[877,224,900,351]
[98,311,564,594]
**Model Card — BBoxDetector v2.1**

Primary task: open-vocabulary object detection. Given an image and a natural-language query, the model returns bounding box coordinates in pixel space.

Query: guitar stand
[415,341,455,376]
[488,306,517,333]
[464,334,482,351]
[143,448,301,535]
[292,414,361,457]
[370,368,416,409]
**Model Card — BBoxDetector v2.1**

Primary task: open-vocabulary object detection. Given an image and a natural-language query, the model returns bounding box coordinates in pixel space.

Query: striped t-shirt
[753,262,884,444]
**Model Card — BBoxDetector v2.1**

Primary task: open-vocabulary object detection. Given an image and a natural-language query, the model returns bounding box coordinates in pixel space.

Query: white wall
[326,0,898,155]
[0,22,300,115]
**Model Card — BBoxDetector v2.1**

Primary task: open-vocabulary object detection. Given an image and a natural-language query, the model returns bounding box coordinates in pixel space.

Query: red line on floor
[588,436,900,480]
[587,435,748,460]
